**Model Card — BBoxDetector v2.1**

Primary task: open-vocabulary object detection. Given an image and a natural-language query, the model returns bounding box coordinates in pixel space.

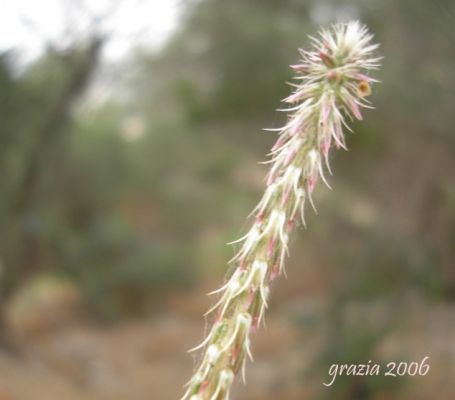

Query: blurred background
[0,0,454,399]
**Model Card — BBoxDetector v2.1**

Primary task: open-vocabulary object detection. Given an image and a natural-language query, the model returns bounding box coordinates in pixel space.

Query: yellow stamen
[357,80,371,97]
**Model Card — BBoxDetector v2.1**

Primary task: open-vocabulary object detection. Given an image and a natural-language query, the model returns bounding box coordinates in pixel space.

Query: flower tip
[290,64,306,72]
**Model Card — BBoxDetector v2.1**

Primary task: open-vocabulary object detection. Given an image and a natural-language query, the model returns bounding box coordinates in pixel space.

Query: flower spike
[182,21,380,400]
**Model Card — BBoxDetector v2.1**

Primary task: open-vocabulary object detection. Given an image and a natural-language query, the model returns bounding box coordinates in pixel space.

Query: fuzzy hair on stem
[182,21,381,400]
